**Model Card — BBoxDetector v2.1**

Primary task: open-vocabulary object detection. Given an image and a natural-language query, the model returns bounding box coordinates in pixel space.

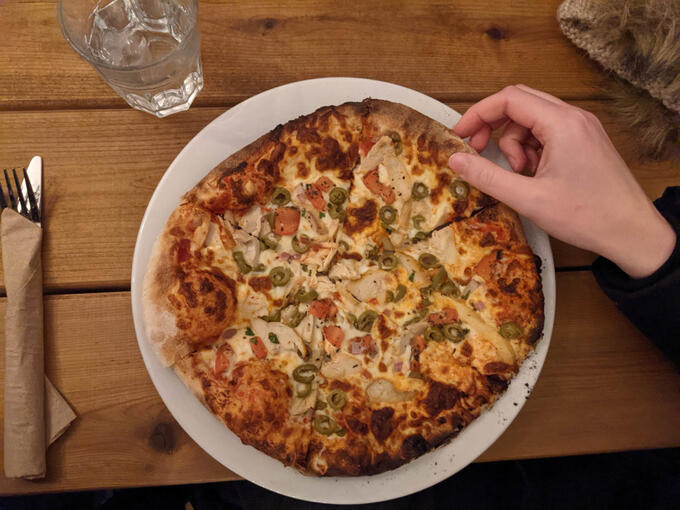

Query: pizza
[143,99,544,476]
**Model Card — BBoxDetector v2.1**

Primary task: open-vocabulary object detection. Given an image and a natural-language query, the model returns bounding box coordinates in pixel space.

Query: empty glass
[58,0,203,117]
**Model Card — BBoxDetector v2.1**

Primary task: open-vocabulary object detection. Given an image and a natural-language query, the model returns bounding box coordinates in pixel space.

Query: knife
[19,155,42,225]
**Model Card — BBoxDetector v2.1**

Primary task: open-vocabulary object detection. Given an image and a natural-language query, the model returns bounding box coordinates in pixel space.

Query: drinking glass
[58,0,203,118]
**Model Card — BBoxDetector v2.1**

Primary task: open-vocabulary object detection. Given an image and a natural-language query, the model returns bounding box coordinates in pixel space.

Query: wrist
[608,213,677,279]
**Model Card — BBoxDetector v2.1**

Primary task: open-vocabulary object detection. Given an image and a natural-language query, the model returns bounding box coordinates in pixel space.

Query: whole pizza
[143,99,544,476]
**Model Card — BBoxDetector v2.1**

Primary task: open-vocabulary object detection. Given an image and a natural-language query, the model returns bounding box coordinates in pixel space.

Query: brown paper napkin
[2,209,76,479]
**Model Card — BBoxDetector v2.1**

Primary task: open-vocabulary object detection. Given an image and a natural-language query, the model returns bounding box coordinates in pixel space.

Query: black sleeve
[592,187,680,369]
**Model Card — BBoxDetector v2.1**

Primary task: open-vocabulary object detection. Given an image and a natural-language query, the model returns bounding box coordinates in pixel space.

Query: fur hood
[558,0,679,159]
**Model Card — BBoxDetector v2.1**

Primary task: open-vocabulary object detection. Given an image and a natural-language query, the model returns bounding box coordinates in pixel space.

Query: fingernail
[448,153,468,172]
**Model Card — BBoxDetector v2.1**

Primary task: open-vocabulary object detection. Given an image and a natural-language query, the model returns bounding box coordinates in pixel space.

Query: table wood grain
[0,272,677,495]
[0,0,606,110]
[0,102,676,293]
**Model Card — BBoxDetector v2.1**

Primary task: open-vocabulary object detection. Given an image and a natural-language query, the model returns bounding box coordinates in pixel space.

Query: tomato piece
[314,176,334,193]
[309,298,338,320]
[214,344,232,376]
[322,325,345,348]
[359,139,376,157]
[249,336,268,359]
[305,186,327,211]
[274,207,301,235]
[427,307,459,325]
[362,167,395,204]
[473,253,496,279]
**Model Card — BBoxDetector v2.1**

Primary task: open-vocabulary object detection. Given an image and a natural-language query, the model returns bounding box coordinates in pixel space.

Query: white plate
[131,77,555,505]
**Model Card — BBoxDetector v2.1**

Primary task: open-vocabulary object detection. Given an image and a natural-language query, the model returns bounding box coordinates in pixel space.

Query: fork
[0,167,40,223]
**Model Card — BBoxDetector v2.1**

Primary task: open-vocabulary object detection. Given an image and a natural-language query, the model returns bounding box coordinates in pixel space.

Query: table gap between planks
[0,0,678,496]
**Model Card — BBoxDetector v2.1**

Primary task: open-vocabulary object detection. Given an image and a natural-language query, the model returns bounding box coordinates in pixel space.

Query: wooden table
[0,0,678,496]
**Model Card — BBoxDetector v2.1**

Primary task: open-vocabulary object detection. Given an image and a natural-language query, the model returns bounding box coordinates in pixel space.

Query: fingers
[498,121,530,172]
[448,152,534,214]
[453,85,564,144]
[468,124,491,152]
[525,146,540,173]
[514,84,569,106]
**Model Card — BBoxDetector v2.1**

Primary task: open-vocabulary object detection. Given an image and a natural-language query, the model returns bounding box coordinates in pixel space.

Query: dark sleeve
[592,187,680,369]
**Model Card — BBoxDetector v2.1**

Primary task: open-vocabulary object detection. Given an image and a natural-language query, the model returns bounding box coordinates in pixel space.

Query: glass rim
[56,0,199,72]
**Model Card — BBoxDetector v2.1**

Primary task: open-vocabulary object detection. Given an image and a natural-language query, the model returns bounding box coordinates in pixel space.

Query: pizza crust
[143,214,191,367]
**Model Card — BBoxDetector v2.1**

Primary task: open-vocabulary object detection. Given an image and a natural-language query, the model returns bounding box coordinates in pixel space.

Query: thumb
[448,152,533,213]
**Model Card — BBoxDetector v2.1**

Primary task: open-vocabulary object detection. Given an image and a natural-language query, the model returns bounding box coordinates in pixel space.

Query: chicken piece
[365,378,414,403]
[345,270,393,304]
[250,318,308,358]
[320,352,362,379]
[238,206,264,236]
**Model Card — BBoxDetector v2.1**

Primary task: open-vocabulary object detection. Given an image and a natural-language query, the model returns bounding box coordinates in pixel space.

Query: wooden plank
[0,272,678,494]
[0,101,676,291]
[0,0,606,110]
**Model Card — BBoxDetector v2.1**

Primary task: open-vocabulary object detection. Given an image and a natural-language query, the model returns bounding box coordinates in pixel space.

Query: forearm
[592,187,680,368]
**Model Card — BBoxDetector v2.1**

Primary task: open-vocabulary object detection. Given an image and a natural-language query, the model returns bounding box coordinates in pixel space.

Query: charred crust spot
[401,434,429,460]
[179,280,197,307]
[430,172,451,204]
[296,161,310,178]
[296,125,322,144]
[484,361,511,374]
[316,137,357,177]
[417,134,427,152]
[230,180,255,208]
[345,199,377,235]
[167,294,181,309]
[329,379,352,392]
[199,278,215,294]
[370,407,395,442]
[533,254,543,273]
[450,413,464,430]
[428,140,440,163]
[346,416,368,435]
[214,290,227,321]
[377,315,394,340]
[526,320,544,345]
[453,199,468,215]
[176,238,191,263]
[257,158,274,176]
[480,232,495,247]
[485,374,509,394]
[221,161,248,180]
[498,277,520,295]
[477,193,498,210]
[423,381,460,417]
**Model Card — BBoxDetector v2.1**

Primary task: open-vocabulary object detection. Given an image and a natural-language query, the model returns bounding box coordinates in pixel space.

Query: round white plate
[131,77,555,505]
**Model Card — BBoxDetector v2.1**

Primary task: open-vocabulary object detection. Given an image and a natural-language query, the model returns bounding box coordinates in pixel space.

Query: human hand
[448,84,676,279]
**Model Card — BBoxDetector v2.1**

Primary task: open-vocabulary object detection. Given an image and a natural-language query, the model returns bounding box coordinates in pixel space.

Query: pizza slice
[174,323,315,470]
